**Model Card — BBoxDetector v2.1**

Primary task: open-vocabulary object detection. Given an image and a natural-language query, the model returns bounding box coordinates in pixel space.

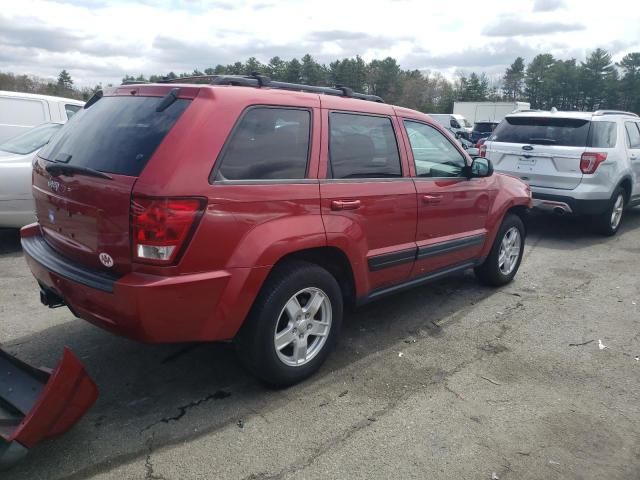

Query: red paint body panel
[22,84,531,345]
[0,348,97,449]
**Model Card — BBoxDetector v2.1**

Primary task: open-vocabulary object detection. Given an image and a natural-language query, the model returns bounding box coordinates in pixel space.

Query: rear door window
[329,113,401,178]
[215,107,311,181]
[38,95,191,176]
[490,117,590,146]
[625,122,640,148]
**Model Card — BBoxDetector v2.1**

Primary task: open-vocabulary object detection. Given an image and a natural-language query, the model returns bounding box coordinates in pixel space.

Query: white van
[428,113,473,139]
[0,91,84,142]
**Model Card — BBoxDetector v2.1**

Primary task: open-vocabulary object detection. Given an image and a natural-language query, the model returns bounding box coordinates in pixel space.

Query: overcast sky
[1,0,639,87]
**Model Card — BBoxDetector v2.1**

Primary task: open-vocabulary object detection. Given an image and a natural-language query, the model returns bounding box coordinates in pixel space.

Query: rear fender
[0,348,97,469]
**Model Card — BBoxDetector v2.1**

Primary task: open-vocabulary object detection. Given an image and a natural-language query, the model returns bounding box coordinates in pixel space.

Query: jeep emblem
[99,253,114,268]
[48,178,61,192]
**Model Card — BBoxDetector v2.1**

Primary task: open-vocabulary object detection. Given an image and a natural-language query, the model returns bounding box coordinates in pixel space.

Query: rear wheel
[235,260,343,387]
[593,187,625,236]
[474,214,525,287]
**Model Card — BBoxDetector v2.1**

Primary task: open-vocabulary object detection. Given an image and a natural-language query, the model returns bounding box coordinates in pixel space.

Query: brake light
[479,144,487,157]
[580,152,607,174]
[131,197,205,264]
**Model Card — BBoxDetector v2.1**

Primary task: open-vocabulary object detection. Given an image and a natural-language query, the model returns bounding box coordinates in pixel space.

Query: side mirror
[467,157,493,178]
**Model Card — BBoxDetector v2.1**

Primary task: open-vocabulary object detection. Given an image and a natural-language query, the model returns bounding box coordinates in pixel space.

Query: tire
[592,187,625,236]
[234,260,343,387]
[474,213,525,287]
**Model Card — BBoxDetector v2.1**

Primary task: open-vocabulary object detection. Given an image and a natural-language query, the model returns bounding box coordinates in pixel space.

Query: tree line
[2,48,639,114]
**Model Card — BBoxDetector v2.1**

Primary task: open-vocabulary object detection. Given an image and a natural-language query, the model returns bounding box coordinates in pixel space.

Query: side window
[65,104,82,119]
[450,119,460,129]
[625,122,640,149]
[404,120,467,178]
[329,113,401,178]
[216,107,310,181]
[588,121,617,148]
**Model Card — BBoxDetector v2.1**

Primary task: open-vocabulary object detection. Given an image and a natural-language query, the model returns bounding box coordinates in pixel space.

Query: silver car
[0,122,63,228]
[484,110,640,235]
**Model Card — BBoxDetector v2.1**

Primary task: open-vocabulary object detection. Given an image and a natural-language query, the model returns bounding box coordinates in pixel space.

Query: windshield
[0,123,63,155]
[39,95,191,176]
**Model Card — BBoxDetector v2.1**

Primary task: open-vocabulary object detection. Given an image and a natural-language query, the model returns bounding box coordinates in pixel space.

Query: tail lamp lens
[479,144,487,157]
[580,152,607,174]
[131,197,204,264]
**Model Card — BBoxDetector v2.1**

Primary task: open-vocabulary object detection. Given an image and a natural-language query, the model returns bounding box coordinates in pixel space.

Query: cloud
[483,17,585,37]
[533,0,565,11]
[403,41,538,71]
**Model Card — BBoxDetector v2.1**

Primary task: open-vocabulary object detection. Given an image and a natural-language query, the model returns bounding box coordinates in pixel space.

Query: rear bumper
[21,225,262,343]
[532,192,609,215]
[0,348,97,470]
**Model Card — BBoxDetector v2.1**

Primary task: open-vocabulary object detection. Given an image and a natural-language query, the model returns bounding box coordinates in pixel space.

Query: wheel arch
[618,176,633,203]
[271,247,357,309]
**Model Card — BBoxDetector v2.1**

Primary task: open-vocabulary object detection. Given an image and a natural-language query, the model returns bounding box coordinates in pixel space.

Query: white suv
[483,110,640,235]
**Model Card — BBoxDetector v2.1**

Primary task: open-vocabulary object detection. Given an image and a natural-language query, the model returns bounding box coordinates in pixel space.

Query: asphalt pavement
[1,211,639,480]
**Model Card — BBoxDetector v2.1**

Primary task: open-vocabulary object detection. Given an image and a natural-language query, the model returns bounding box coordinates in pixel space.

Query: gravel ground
[1,211,639,480]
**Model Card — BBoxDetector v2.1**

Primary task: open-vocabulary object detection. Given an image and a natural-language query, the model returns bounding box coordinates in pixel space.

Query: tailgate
[32,93,193,275]
[0,348,97,469]
[488,142,584,190]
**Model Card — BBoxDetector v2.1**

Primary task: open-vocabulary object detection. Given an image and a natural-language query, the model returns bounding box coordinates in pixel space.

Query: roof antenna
[550,106,558,113]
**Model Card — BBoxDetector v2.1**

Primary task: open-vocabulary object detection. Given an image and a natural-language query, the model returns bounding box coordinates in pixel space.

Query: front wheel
[235,260,343,387]
[474,213,525,287]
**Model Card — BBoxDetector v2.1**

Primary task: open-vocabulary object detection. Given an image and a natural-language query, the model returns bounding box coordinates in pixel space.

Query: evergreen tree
[502,57,525,101]
[525,54,555,109]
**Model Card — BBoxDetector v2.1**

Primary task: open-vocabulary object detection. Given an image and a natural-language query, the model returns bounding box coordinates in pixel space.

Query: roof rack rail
[160,75,218,84]
[593,110,639,117]
[160,73,384,103]
[121,80,150,85]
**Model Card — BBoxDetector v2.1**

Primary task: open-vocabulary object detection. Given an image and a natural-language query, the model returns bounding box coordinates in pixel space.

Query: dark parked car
[471,121,499,143]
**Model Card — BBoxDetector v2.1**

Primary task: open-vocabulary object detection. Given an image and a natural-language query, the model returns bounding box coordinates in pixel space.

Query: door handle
[331,200,361,211]
[422,194,443,204]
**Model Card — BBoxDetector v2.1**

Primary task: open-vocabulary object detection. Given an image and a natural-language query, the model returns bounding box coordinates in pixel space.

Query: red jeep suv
[21,75,531,386]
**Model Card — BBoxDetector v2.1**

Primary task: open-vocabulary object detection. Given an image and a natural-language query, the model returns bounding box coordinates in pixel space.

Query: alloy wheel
[498,226,521,276]
[273,287,332,367]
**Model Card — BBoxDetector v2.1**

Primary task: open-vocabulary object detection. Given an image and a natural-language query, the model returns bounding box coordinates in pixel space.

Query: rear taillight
[131,197,205,264]
[479,144,487,157]
[580,152,607,174]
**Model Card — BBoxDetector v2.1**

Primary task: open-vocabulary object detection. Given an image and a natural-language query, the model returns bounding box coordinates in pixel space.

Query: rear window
[490,117,590,146]
[490,117,617,148]
[473,122,497,133]
[39,96,191,176]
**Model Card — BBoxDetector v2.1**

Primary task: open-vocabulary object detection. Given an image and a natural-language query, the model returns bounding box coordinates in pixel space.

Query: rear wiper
[45,163,113,180]
[528,138,557,145]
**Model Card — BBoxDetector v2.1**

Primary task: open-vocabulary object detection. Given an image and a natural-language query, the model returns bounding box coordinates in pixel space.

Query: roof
[0,90,84,105]
[110,83,423,118]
